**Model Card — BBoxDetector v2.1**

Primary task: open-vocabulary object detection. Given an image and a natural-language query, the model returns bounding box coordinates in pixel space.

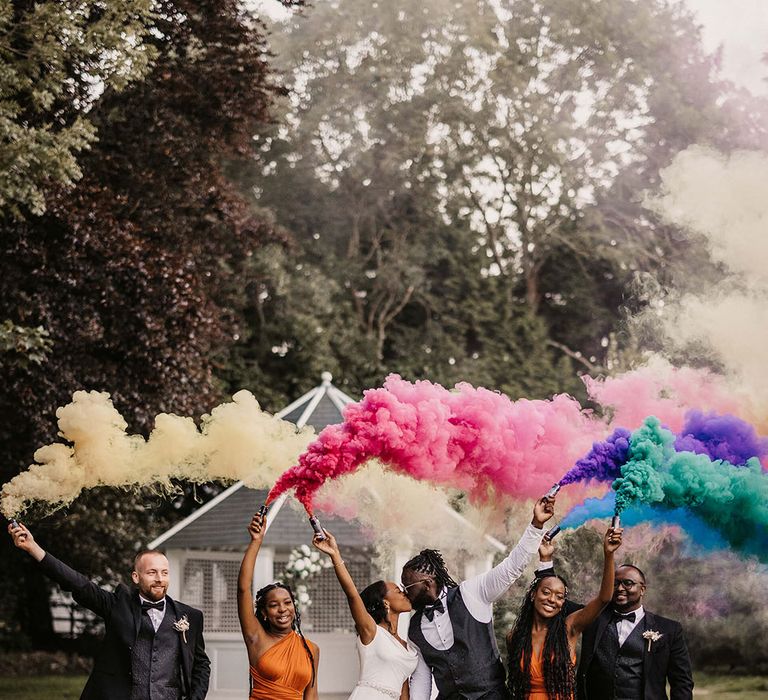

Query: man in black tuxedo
[9,521,210,700]
[577,563,693,700]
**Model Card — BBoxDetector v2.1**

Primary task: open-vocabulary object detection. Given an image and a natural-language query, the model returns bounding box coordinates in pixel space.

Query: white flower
[173,615,190,643]
[642,629,663,651]
[293,559,306,571]
[300,544,311,555]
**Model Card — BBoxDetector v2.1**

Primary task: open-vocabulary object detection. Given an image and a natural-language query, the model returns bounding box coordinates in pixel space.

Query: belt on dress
[355,680,400,698]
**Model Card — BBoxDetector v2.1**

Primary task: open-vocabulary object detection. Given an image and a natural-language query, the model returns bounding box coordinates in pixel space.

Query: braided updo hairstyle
[254,582,315,686]
[402,549,458,591]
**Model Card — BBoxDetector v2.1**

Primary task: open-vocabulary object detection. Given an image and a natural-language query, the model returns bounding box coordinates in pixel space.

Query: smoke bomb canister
[10,519,19,529]
[257,505,268,518]
[308,515,327,541]
[544,525,561,541]
[611,514,621,529]
[543,483,561,499]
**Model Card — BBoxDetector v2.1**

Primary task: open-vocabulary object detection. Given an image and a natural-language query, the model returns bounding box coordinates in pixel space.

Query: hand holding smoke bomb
[308,515,327,541]
[544,524,562,541]
[612,514,621,530]
[543,483,562,500]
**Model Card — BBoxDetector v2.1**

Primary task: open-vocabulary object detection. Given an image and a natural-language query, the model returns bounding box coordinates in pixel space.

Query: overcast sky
[253,0,768,95]
[685,0,768,95]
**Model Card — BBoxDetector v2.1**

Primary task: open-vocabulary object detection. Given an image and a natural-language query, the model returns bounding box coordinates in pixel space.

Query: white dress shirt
[616,605,645,646]
[408,523,546,700]
[139,594,167,632]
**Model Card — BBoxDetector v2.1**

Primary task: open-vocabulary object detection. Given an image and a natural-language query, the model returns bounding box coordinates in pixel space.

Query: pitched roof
[148,373,505,553]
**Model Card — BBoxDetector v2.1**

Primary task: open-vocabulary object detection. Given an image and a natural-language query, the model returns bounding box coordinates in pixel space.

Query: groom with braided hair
[402,498,556,700]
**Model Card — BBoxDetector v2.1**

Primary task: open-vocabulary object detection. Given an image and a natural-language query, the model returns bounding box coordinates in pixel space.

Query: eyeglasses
[613,579,642,589]
[400,578,432,592]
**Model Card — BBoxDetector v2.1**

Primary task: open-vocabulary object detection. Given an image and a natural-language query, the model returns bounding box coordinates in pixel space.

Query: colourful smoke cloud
[0,389,314,517]
[268,374,603,512]
[558,428,631,485]
[610,417,768,560]
[675,410,768,467]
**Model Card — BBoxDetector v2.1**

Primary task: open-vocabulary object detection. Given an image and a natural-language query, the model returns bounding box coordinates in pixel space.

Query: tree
[0,0,288,648]
[0,0,156,217]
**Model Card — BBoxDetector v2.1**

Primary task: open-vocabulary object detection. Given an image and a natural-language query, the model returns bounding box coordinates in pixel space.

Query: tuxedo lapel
[592,609,612,656]
[132,590,143,644]
[642,611,655,696]
[169,597,192,689]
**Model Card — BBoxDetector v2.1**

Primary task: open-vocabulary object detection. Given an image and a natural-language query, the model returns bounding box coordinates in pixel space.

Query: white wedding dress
[348,625,419,699]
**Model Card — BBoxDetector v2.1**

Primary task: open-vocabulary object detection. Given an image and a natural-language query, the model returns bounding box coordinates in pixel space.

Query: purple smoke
[674,410,768,466]
[559,428,631,485]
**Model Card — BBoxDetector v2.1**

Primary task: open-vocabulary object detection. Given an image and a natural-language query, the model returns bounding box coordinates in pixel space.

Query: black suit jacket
[39,553,210,700]
[577,608,693,700]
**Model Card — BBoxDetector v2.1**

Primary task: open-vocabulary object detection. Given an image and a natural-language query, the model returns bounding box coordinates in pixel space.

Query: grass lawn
[0,675,87,700]
[694,672,768,698]
[1,673,767,698]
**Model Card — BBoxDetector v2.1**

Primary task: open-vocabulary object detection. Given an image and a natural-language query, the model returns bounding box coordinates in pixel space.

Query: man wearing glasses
[402,498,556,700]
[577,564,694,700]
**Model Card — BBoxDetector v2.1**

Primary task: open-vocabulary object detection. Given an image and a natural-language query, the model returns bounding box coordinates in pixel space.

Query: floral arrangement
[642,629,663,651]
[282,544,331,611]
[173,615,190,643]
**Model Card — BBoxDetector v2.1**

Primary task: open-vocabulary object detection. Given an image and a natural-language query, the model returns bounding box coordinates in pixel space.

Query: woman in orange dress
[238,512,320,700]
[506,526,623,700]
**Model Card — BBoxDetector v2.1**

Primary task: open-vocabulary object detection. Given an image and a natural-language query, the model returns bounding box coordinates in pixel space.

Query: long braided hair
[402,549,458,591]
[254,582,316,687]
[506,575,575,700]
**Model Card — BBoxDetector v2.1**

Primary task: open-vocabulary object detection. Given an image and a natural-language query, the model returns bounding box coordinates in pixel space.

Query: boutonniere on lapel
[173,615,190,643]
[642,629,663,651]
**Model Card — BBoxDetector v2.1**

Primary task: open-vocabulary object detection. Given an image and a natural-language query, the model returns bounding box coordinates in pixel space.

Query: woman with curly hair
[313,529,417,699]
[238,512,319,700]
[506,526,623,700]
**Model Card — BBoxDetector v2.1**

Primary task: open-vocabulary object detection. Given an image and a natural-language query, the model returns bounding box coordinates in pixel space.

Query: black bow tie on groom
[423,598,445,621]
[141,600,165,612]
[612,611,636,624]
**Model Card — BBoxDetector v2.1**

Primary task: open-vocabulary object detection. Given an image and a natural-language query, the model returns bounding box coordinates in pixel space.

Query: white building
[148,374,504,699]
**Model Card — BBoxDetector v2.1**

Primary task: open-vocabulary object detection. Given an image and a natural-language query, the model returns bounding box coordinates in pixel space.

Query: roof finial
[321,371,333,385]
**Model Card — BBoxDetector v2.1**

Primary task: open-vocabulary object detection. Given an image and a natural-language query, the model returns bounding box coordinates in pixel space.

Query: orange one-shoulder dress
[526,648,577,700]
[249,631,314,699]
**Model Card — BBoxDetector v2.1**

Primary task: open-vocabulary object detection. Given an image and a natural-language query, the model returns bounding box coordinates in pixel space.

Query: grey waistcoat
[408,586,508,700]
[588,616,646,700]
[131,607,183,700]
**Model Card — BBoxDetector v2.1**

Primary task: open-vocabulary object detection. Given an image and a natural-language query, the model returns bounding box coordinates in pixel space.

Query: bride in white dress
[313,530,418,699]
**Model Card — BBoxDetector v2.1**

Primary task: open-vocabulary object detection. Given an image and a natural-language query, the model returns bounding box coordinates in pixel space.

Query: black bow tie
[612,611,636,624]
[141,600,165,613]
[423,598,445,622]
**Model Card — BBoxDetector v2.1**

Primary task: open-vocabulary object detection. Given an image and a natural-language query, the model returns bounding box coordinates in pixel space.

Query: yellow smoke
[645,146,768,431]
[1,389,314,517]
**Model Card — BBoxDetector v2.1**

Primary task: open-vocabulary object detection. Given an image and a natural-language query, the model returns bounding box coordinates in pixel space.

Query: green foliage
[0,0,282,648]
[0,321,52,368]
[0,0,157,217]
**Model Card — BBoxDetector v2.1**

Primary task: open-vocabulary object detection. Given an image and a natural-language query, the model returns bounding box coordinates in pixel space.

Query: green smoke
[613,417,768,559]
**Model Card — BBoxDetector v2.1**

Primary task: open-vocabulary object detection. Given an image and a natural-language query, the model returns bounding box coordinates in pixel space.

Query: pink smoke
[584,364,743,433]
[267,374,604,513]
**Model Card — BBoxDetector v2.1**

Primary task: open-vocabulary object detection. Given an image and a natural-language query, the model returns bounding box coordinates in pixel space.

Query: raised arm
[465,498,554,605]
[237,512,268,654]
[567,527,622,636]
[9,522,116,618]
[312,529,377,644]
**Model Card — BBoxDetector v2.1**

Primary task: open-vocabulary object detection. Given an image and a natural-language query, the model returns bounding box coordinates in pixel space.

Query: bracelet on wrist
[333,559,345,568]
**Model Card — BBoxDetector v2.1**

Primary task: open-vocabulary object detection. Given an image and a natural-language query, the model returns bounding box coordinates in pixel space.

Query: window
[183,557,242,633]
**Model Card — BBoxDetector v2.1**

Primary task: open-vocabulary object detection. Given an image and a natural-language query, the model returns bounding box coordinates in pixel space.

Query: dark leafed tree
[0,0,297,648]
